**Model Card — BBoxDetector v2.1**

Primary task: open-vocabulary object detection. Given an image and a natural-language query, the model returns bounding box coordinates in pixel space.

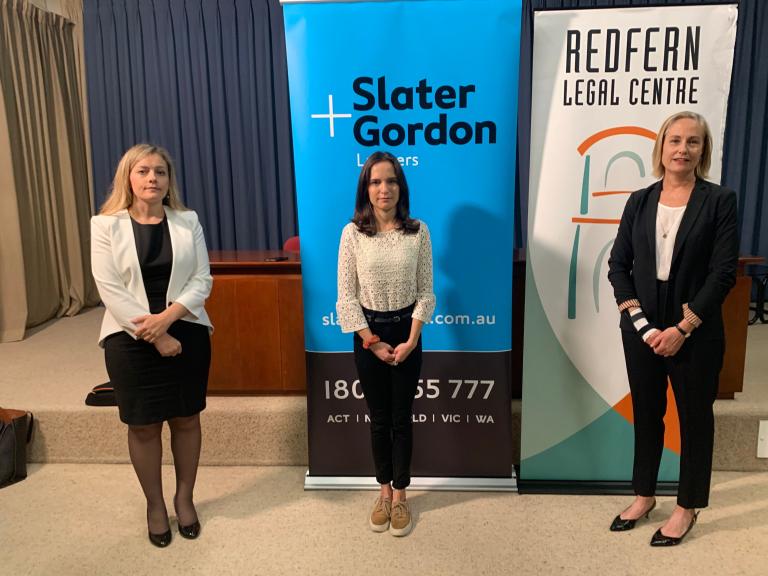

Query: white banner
[521,5,737,483]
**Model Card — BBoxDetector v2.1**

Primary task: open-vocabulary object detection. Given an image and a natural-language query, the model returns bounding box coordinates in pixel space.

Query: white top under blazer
[655,202,687,281]
[91,207,213,347]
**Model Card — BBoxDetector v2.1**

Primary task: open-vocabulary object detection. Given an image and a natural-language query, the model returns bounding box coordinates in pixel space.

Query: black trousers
[621,297,723,508]
[353,305,422,490]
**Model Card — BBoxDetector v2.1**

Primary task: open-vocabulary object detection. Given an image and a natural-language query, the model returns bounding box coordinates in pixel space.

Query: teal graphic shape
[522,259,611,460]
[604,150,645,185]
[521,259,680,481]
[521,405,679,481]
[592,239,614,313]
[567,226,580,319]
[580,155,590,214]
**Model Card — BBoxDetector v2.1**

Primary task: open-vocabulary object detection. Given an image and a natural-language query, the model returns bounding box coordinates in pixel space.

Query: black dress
[104,217,211,425]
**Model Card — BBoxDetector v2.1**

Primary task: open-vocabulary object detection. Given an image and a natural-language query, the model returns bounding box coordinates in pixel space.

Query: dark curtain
[517,0,767,263]
[83,0,765,257]
[721,0,768,260]
[83,0,296,250]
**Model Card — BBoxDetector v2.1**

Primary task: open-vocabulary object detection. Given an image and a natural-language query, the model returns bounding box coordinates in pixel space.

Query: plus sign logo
[311,94,352,137]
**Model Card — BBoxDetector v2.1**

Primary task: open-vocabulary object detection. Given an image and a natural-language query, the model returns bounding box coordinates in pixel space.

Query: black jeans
[354,304,422,490]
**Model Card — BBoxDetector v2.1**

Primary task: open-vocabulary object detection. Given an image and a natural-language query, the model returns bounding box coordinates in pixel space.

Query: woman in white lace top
[336,151,435,537]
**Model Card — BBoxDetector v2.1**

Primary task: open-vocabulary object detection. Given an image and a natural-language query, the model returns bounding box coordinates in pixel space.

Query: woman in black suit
[607,111,738,546]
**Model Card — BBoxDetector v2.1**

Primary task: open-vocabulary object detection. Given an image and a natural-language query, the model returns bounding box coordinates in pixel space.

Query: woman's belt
[362,303,415,324]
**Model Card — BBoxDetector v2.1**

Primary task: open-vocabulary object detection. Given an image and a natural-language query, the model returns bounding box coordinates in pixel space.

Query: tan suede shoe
[369,496,391,532]
[389,500,413,536]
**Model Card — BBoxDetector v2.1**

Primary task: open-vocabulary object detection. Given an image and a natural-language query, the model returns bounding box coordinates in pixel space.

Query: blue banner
[283,0,522,481]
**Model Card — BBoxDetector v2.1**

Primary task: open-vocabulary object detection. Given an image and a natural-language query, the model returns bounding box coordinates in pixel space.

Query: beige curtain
[56,0,93,213]
[0,0,98,343]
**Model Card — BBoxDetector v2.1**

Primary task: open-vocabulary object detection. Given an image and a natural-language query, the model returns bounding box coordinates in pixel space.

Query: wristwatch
[675,324,691,339]
[362,335,381,349]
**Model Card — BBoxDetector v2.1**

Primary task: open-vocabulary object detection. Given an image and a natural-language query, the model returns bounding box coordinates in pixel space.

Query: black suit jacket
[607,178,739,340]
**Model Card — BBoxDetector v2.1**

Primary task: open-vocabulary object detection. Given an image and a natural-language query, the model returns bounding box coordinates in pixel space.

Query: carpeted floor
[2,310,767,574]
[1,465,767,575]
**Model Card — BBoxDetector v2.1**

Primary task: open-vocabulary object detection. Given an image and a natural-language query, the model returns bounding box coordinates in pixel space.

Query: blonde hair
[99,144,187,214]
[651,111,712,179]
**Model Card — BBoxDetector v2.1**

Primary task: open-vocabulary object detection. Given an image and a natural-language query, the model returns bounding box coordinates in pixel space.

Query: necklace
[660,217,674,239]
[658,204,685,240]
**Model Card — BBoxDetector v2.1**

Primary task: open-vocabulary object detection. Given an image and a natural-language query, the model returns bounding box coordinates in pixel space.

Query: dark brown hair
[352,151,420,236]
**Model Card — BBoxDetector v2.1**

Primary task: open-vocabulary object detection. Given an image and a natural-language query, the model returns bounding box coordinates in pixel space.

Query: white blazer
[91,207,213,347]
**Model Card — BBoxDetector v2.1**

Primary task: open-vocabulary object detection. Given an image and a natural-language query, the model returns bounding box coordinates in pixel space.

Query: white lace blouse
[336,221,436,333]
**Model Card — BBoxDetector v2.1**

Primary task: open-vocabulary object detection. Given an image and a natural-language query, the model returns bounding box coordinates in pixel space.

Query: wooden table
[206,251,306,394]
[718,256,765,398]
[204,251,758,398]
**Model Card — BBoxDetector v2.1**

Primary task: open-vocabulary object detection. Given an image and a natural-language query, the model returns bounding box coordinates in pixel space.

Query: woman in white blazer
[91,144,213,548]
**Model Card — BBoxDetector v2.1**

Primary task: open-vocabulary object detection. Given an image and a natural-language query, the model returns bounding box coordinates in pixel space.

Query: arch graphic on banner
[562,126,680,455]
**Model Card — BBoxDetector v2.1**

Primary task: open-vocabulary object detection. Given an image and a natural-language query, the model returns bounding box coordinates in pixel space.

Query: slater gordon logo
[310,76,498,147]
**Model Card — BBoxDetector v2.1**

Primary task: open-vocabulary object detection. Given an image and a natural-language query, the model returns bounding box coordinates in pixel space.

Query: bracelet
[675,324,690,339]
[362,335,381,349]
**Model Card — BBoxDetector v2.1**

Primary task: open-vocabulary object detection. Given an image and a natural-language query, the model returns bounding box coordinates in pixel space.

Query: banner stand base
[304,470,517,492]
[517,479,679,496]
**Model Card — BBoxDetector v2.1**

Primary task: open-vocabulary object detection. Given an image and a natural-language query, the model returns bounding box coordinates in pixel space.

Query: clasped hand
[370,340,416,365]
[153,333,182,357]
[647,327,685,357]
[132,312,181,357]
[132,312,172,344]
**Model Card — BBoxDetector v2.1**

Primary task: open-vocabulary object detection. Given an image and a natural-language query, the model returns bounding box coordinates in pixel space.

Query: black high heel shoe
[147,511,172,548]
[174,496,201,540]
[609,499,657,532]
[177,519,201,540]
[650,510,698,546]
